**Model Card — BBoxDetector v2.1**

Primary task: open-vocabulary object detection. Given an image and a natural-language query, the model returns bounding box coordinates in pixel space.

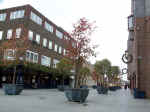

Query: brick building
[127,0,150,98]
[0,5,74,88]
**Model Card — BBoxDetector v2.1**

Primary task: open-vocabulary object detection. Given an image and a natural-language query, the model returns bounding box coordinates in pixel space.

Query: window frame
[10,10,25,20]
[16,28,21,38]
[7,29,13,39]
[56,30,63,39]
[43,38,47,47]
[41,55,51,67]
[0,13,6,21]
[0,31,3,40]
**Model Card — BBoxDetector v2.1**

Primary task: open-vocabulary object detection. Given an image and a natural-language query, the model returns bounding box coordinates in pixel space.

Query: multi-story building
[127,0,150,98]
[0,4,75,88]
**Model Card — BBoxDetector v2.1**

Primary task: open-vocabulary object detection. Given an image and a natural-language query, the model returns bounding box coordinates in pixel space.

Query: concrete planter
[97,86,108,94]
[92,85,97,89]
[109,86,117,91]
[65,88,89,103]
[80,85,88,89]
[57,85,69,91]
[3,84,23,95]
[133,88,146,98]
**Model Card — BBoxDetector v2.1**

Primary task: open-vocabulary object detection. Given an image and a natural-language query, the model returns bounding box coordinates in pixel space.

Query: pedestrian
[124,84,127,90]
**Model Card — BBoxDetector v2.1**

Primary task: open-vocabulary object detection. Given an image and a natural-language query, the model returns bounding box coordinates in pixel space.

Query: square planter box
[65,88,89,103]
[3,84,23,95]
[133,88,146,98]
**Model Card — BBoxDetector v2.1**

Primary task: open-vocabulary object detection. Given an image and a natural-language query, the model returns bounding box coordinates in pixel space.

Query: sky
[0,0,131,80]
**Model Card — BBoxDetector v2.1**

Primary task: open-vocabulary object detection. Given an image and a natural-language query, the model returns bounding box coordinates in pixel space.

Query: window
[16,28,21,38]
[7,29,13,39]
[43,38,47,47]
[10,10,25,20]
[28,30,33,40]
[41,55,51,67]
[0,31,3,40]
[30,11,42,25]
[64,35,68,40]
[53,59,59,68]
[58,46,62,54]
[4,49,16,60]
[0,13,6,21]
[56,30,63,39]
[54,44,58,52]
[63,49,66,55]
[72,42,76,48]
[128,15,134,30]
[45,22,53,33]
[48,40,53,49]
[26,50,38,63]
[36,34,40,44]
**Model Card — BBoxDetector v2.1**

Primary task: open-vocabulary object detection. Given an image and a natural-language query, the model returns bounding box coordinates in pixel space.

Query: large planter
[3,84,23,95]
[57,85,69,91]
[65,88,89,103]
[92,85,97,89]
[133,88,146,98]
[109,86,117,91]
[97,86,108,94]
[80,85,88,89]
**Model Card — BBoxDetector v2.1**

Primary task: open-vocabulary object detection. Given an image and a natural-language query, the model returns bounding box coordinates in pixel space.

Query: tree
[94,59,111,86]
[79,67,90,86]
[109,66,120,85]
[56,58,73,85]
[0,34,29,84]
[65,18,97,88]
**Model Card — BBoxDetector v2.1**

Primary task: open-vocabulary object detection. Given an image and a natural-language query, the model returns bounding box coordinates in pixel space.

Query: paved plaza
[0,88,150,112]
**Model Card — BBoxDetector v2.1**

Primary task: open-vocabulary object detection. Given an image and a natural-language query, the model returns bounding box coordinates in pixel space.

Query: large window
[48,40,53,49]
[10,10,25,20]
[43,38,47,47]
[0,13,6,21]
[26,50,38,63]
[64,35,68,40]
[36,34,40,44]
[0,31,3,40]
[56,30,63,39]
[54,44,58,52]
[58,46,62,54]
[30,11,42,25]
[63,49,66,55]
[128,15,134,30]
[41,55,51,67]
[16,28,21,38]
[28,30,33,40]
[53,59,59,68]
[7,29,13,39]
[45,22,53,33]
[4,49,16,60]
[72,42,76,48]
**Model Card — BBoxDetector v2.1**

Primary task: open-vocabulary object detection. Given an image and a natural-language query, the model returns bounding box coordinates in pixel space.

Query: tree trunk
[62,76,64,86]
[74,62,82,88]
[12,66,16,84]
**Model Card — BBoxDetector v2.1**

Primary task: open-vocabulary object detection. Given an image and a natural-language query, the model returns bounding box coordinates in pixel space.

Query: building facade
[127,0,150,98]
[0,5,74,88]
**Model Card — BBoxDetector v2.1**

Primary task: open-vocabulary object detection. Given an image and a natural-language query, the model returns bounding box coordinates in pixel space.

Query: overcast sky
[0,0,131,80]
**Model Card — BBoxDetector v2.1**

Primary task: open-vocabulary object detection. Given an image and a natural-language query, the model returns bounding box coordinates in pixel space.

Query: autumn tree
[65,18,97,88]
